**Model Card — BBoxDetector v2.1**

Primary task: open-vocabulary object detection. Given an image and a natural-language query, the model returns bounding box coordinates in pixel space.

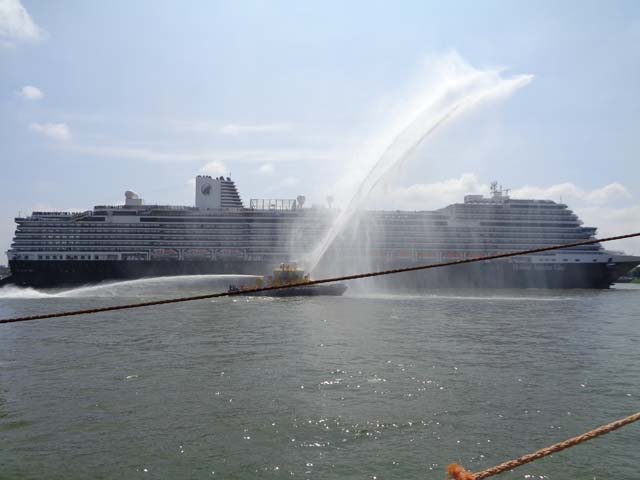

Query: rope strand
[447,411,640,480]
[1,232,638,325]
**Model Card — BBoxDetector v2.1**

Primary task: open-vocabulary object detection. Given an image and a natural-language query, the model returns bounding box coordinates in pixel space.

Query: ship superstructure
[3,177,638,288]
[334,183,600,264]
[327,182,639,288]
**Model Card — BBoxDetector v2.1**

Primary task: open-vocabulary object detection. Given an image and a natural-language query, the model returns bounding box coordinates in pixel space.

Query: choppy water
[1,277,639,479]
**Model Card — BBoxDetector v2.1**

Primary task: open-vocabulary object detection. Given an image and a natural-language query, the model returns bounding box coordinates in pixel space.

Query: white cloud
[29,122,71,142]
[0,0,43,46]
[281,176,299,187]
[18,85,43,100]
[511,182,631,206]
[256,163,275,174]
[379,175,634,211]
[65,143,332,164]
[199,161,227,177]
[373,173,487,210]
[218,123,290,136]
[175,121,291,136]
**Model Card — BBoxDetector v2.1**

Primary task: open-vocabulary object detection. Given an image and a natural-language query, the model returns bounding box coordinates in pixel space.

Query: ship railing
[31,210,89,217]
[250,199,298,211]
[93,205,197,211]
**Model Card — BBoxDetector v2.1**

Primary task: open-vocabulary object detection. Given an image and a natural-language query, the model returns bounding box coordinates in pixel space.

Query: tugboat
[228,263,347,297]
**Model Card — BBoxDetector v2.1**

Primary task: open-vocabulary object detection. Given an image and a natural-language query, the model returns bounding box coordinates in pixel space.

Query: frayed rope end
[447,463,475,480]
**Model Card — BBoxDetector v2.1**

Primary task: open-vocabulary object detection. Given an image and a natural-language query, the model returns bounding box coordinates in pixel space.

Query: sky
[1,0,639,262]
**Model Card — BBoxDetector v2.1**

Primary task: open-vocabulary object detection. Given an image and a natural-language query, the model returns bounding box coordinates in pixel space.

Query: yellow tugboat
[228,263,347,297]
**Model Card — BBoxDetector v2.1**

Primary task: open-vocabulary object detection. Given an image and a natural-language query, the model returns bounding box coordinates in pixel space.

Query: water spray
[305,54,533,273]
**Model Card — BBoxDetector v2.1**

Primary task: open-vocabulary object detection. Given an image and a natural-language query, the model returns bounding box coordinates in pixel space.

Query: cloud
[175,121,291,136]
[18,85,43,100]
[0,0,43,46]
[511,182,631,206]
[379,175,633,211]
[65,143,332,164]
[256,163,275,174]
[199,161,227,177]
[29,122,71,142]
[374,173,488,210]
[280,176,299,187]
[218,123,291,136]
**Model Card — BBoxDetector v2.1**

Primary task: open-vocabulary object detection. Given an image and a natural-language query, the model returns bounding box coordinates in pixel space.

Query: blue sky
[1,0,639,260]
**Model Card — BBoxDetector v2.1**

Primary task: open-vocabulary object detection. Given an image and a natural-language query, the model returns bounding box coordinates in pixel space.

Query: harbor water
[0,278,639,479]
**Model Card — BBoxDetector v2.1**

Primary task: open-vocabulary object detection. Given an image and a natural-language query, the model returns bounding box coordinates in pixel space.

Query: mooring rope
[0,232,638,325]
[446,411,640,480]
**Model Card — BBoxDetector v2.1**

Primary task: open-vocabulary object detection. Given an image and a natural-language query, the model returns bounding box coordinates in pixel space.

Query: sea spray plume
[0,275,260,299]
[305,53,533,273]
[0,285,53,299]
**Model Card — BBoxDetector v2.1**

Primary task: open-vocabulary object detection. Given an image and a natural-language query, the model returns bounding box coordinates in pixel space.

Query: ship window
[45,255,50,259]
[38,255,43,259]
[575,259,580,262]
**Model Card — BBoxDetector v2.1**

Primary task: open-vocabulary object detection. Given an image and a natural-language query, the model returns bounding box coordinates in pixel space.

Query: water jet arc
[306,68,532,273]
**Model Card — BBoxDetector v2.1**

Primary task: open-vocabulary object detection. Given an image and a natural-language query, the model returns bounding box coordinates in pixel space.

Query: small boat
[228,263,347,297]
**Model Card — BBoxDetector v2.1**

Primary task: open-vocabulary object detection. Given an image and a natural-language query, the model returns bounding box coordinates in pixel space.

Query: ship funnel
[124,190,143,206]
[195,175,243,210]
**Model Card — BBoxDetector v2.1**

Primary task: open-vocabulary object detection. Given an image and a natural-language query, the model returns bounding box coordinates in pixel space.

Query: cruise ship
[2,176,638,288]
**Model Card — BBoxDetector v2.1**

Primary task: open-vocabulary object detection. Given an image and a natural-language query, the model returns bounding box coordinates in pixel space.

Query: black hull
[311,258,640,290]
[1,258,638,289]
[1,260,273,288]
[240,283,348,297]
